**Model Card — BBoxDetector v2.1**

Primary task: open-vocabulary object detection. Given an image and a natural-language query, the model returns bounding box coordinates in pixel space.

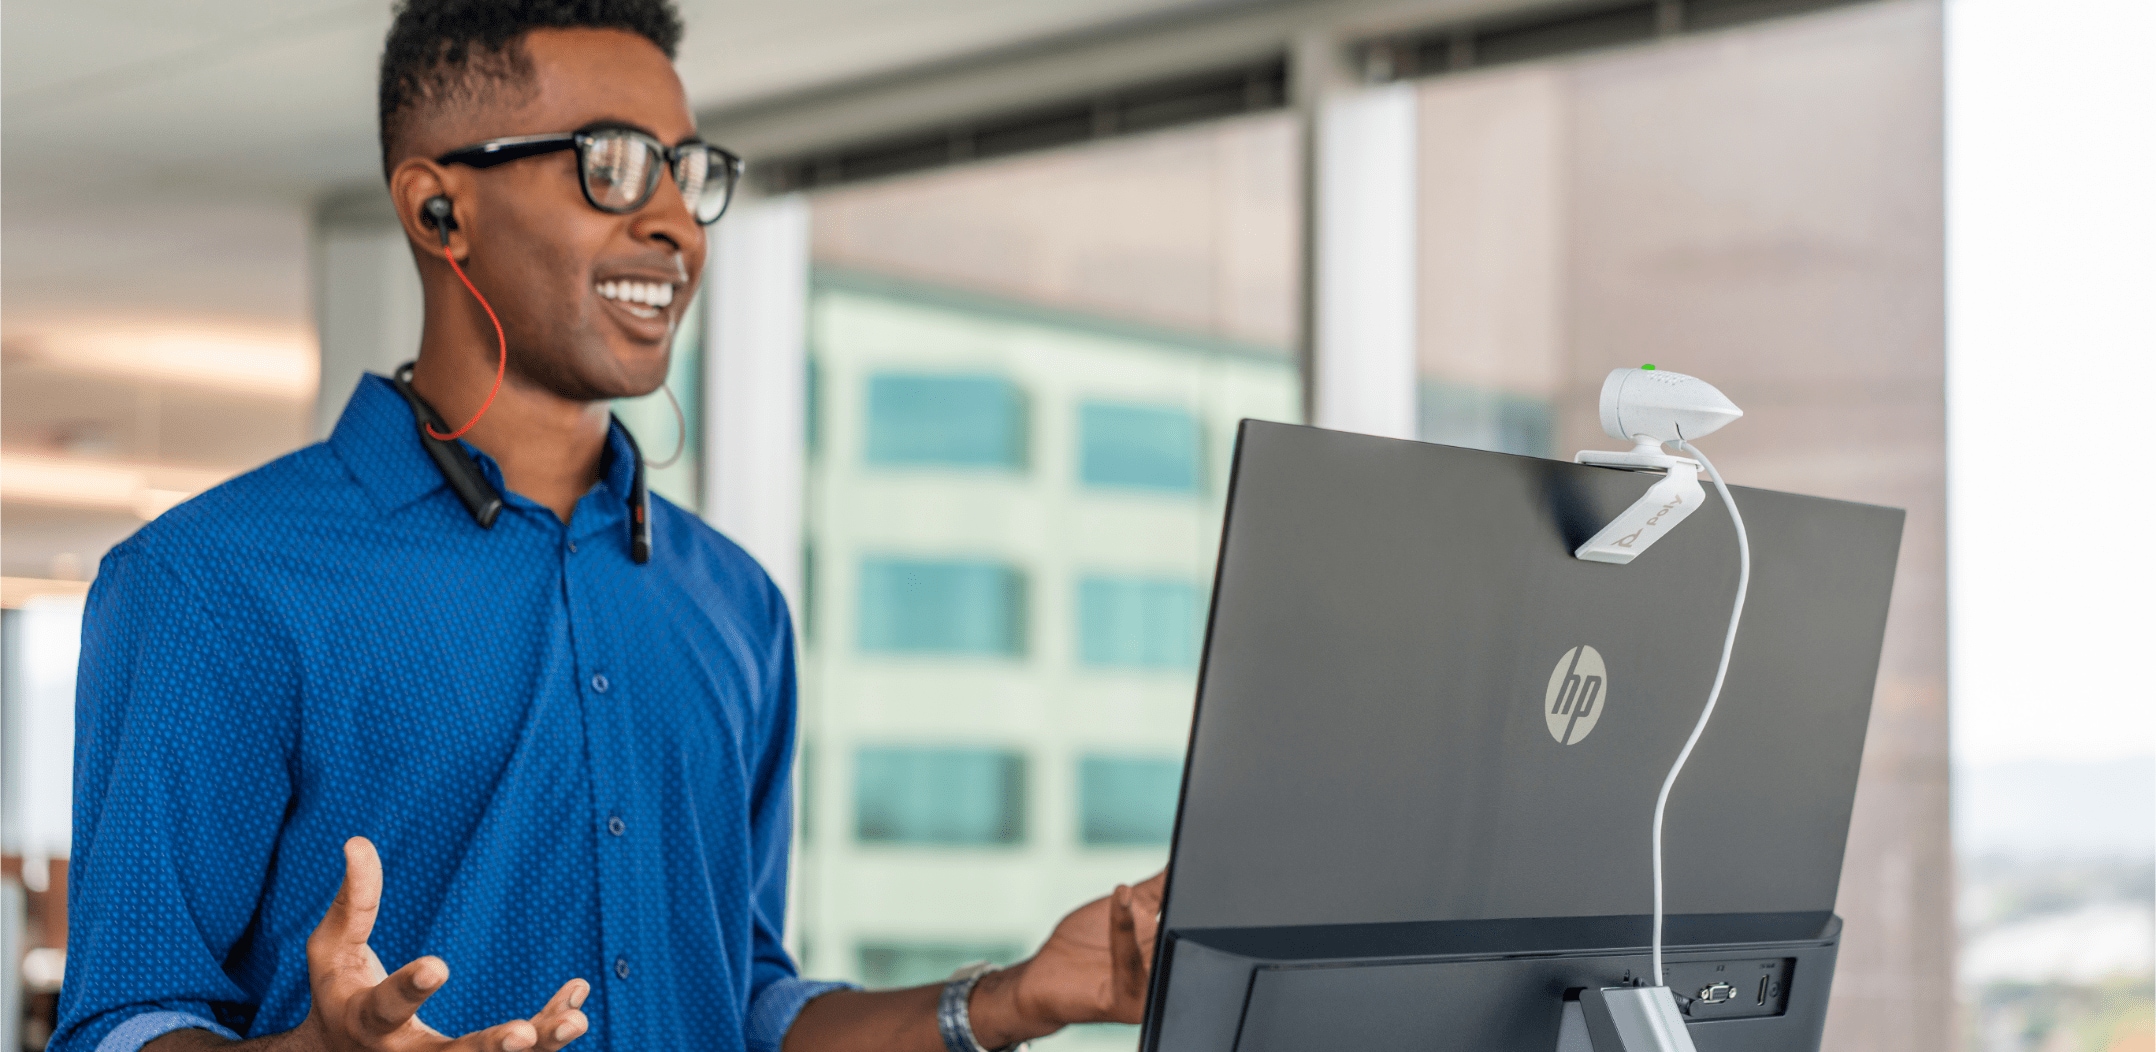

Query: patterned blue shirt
[57,375,847,1052]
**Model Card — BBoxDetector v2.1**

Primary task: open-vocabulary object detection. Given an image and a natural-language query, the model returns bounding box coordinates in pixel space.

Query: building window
[1076,575,1201,670]
[865,373,1028,469]
[855,747,1027,845]
[857,942,1025,989]
[1078,754,1183,847]
[857,558,1027,656]
[1077,401,1202,492]
[1417,380,1554,459]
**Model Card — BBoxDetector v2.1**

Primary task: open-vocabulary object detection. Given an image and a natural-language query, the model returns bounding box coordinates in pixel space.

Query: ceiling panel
[1,0,1243,337]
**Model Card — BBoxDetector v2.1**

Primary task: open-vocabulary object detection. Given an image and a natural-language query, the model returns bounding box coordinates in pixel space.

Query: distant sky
[1947,0,2156,766]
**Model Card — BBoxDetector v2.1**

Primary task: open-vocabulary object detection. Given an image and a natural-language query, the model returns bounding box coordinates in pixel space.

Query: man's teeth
[596,280,675,316]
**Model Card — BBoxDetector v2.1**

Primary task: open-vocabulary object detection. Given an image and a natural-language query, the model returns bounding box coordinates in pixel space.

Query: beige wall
[1417,2,1950,1047]
[809,114,1302,352]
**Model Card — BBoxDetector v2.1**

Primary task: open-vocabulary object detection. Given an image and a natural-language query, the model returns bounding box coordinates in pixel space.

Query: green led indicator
[1641,364,1656,371]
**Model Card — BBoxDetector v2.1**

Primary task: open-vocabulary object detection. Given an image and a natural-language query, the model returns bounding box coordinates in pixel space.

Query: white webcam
[1572,367,1743,564]
[1563,367,1749,1052]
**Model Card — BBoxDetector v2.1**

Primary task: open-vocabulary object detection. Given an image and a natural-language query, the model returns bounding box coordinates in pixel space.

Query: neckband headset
[404,194,653,565]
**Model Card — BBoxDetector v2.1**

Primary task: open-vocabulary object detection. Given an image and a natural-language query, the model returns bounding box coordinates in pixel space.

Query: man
[54,3,1163,1051]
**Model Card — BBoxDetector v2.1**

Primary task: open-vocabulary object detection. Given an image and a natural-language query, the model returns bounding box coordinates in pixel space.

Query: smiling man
[52,3,1161,1052]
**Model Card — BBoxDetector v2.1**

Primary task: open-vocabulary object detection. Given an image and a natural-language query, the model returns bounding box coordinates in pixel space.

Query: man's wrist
[151,1010,329,1052]
[144,1023,315,1052]
[963,961,1055,1050]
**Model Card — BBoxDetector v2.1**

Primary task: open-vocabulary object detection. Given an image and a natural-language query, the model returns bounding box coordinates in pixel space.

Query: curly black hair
[377,0,684,177]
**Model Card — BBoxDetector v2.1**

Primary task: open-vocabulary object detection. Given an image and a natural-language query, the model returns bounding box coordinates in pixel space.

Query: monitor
[1140,422,1904,1052]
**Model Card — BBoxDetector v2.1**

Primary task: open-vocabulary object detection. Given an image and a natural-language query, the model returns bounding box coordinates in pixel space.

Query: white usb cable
[1651,437,1750,983]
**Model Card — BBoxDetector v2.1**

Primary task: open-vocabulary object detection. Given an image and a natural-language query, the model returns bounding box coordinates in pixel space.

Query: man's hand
[969,871,1166,1046]
[781,871,1165,1052]
[148,839,590,1052]
[299,837,590,1052]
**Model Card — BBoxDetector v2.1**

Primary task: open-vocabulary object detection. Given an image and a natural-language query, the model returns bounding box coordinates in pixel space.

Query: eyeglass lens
[583,131,735,224]
[584,132,660,212]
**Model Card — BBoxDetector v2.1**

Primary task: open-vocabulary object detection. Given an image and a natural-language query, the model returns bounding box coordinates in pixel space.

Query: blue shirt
[57,375,847,1052]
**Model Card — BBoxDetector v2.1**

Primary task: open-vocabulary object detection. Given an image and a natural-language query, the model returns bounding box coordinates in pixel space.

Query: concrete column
[1309,80,1420,441]
[703,195,810,610]
[312,191,423,438]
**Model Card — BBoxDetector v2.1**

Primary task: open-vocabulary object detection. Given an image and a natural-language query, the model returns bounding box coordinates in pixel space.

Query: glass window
[857,942,1025,989]
[1077,401,1202,493]
[855,746,1026,845]
[1078,755,1183,847]
[613,288,705,508]
[798,113,1303,1009]
[1408,6,1948,1045]
[1417,380,1552,458]
[1076,575,1201,670]
[865,373,1027,469]
[856,557,1026,656]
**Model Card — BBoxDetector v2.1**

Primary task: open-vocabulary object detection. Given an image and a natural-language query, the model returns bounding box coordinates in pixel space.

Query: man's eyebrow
[581,116,698,145]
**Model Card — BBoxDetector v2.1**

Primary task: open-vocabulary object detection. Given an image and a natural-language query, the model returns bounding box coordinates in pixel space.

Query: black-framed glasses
[438,124,743,225]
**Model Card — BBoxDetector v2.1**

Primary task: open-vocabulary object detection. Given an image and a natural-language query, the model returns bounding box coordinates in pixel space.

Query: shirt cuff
[94,1011,240,1052]
[745,977,858,1052]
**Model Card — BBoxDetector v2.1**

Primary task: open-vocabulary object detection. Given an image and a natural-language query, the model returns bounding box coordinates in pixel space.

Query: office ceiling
[0,0,1256,330]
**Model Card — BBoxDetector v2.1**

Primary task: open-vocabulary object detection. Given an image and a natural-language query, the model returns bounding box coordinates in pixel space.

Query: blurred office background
[2,0,2149,1050]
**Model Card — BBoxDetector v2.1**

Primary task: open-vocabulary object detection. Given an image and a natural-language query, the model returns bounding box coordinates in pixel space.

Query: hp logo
[1544,645,1607,745]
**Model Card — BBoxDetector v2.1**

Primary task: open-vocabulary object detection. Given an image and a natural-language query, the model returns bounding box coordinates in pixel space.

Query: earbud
[422,196,457,246]
[417,193,506,444]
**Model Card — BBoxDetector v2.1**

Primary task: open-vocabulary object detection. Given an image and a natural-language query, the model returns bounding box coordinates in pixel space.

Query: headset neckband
[390,362,651,565]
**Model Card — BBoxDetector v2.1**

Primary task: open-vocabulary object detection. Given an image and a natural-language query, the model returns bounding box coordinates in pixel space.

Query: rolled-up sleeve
[91,1011,239,1052]
[53,545,298,1052]
[744,977,857,1052]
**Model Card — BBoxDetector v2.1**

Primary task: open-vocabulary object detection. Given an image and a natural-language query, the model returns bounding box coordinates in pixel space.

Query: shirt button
[614,957,631,980]
[607,815,626,836]
[567,541,579,554]
[591,673,610,693]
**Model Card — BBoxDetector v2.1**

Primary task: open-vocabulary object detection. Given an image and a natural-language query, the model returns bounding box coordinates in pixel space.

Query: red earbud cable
[425,248,507,441]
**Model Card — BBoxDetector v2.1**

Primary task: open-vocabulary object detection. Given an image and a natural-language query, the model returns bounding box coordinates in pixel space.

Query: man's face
[420,28,705,402]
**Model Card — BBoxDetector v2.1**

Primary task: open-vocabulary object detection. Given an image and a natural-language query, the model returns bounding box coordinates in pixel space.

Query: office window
[1408,7,1951,1045]
[799,113,1303,997]
[1418,380,1554,458]
[612,288,705,509]
[855,747,1027,845]
[857,942,1025,989]
[1078,755,1183,847]
[1076,576,1201,670]
[1078,402,1202,493]
[865,373,1027,469]
[857,557,1027,656]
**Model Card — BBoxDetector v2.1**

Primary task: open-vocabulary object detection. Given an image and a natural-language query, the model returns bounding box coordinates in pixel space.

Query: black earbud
[422,196,457,246]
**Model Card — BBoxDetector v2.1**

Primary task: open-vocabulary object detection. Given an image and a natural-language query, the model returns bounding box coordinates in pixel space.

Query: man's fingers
[355,955,449,1037]
[452,1019,539,1052]
[531,979,591,1051]
[1130,870,1166,969]
[1132,870,1166,914]
[533,1009,588,1051]
[1108,885,1148,1021]
[322,837,385,948]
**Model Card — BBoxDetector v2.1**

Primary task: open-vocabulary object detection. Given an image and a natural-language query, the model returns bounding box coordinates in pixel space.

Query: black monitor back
[1141,422,1903,1052]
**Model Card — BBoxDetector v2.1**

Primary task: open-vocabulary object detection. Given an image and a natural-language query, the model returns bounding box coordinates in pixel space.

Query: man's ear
[389,159,467,262]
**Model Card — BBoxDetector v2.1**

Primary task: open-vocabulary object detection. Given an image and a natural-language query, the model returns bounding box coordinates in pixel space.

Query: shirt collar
[330,373,450,516]
[568,422,640,543]
[329,373,645,533]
